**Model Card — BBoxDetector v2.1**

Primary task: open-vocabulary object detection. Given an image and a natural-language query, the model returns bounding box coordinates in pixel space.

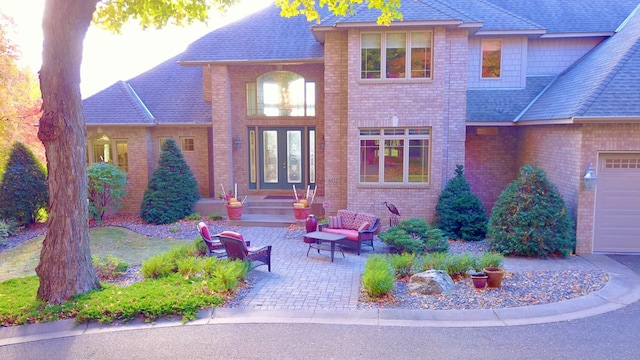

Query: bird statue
[384,202,400,226]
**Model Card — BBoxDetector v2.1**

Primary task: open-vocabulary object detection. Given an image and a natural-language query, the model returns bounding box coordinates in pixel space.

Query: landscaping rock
[408,269,455,295]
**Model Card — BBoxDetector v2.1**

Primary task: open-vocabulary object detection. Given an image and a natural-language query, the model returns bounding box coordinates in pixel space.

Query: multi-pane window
[246,71,315,117]
[87,135,128,172]
[181,137,195,152]
[361,31,432,80]
[482,39,502,78]
[359,128,430,184]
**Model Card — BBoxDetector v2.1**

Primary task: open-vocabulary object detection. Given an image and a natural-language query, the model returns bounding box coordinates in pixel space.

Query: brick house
[83,0,640,254]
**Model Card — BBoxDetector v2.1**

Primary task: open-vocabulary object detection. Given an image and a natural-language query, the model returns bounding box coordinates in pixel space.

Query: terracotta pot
[470,273,488,289]
[226,205,243,220]
[293,206,311,221]
[483,267,505,288]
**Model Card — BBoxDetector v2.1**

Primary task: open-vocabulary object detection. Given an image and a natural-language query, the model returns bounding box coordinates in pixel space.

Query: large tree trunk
[36,0,101,304]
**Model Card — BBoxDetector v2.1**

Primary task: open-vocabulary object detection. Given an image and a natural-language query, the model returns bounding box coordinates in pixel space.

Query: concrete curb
[2,255,639,345]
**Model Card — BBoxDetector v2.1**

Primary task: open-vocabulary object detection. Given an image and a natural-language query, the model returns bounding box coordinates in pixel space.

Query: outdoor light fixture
[583,162,598,190]
[234,135,242,150]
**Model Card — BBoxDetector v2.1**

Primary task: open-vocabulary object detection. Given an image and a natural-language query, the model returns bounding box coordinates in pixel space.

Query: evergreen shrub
[435,165,488,241]
[379,218,449,254]
[140,139,200,224]
[487,164,575,257]
[0,142,48,226]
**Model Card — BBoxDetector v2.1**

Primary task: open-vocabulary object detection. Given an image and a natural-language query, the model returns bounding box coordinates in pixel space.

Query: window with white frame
[246,70,316,117]
[181,137,195,152]
[482,39,502,78]
[359,128,430,184]
[361,31,432,80]
[87,135,128,172]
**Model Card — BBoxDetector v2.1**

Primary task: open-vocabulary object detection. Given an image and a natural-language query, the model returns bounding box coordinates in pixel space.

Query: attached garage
[593,153,640,253]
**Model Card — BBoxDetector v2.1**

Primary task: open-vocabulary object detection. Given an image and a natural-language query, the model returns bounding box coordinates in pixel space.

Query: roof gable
[519,5,640,121]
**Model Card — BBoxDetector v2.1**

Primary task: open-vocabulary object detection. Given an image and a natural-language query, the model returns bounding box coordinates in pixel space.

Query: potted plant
[220,184,245,220]
[292,185,316,221]
[480,252,505,288]
[469,256,488,289]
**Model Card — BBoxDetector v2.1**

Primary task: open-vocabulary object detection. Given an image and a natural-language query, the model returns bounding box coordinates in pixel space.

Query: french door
[254,127,314,190]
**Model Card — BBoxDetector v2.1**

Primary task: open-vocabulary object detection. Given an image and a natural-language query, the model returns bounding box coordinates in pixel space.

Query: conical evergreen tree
[0,142,48,225]
[140,139,200,224]
[435,165,487,241]
[487,164,575,257]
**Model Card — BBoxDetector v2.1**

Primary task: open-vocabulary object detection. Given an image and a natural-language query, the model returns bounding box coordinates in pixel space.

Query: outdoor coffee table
[305,231,347,262]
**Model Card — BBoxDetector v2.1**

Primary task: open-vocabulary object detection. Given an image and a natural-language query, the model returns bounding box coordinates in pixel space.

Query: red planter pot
[293,207,311,221]
[226,205,243,220]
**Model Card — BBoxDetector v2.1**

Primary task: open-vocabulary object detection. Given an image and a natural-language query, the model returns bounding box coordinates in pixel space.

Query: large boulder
[408,270,455,295]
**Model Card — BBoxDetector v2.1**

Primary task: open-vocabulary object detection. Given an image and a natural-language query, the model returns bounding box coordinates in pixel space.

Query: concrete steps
[194,196,324,228]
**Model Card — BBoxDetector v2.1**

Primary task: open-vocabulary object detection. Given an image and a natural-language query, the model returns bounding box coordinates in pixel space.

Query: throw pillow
[328,216,343,229]
[358,221,370,231]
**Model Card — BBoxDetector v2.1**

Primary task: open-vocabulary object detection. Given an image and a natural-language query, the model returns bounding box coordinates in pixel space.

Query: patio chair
[197,222,225,258]
[197,222,250,258]
[219,234,272,272]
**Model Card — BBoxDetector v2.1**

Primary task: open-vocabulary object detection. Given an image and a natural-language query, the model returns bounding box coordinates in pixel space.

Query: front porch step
[226,213,301,228]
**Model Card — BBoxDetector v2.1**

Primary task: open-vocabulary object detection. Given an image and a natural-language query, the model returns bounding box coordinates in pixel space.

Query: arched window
[246,71,315,117]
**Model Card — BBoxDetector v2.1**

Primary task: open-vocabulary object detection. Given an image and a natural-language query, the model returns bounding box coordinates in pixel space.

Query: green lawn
[0,226,188,282]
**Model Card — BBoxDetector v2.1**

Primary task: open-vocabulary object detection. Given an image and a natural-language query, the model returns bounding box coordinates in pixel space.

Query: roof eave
[540,31,614,39]
[512,118,575,125]
[474,29,546,37]
[573,116,640,123]
[86,123,155,127]
[179,58,324,66]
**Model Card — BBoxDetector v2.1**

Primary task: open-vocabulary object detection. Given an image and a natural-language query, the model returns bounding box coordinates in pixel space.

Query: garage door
[593,153,640,253]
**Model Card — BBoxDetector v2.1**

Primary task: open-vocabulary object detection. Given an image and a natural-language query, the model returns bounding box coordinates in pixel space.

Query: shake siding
[467,36,527,88]
[527,38,605,75]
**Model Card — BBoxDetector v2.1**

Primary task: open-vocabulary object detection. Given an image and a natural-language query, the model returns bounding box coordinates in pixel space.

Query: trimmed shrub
[87,162,127,222]
[487,164,575,257]
[435,165,488,241]
[379,218,449,254]
[0,142,48,226]
[140,139,200,224]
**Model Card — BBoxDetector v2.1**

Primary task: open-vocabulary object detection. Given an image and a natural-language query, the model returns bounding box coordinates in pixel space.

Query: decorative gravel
[359,270,609,310]
[358,240,609,310]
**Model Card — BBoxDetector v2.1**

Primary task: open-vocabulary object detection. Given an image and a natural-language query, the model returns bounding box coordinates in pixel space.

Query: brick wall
[465,126,519,214]
[327,27,468,222]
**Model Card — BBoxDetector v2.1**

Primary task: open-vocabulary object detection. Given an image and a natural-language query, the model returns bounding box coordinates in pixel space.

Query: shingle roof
[466,76,555,122]
[180,6,324,63]
[317,0,542,32]
[84,54,211,125]
[484,0,640,34]
[518,7,640,121]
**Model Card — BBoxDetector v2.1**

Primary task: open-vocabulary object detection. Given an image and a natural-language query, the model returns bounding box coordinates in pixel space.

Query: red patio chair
[219,234,272,272]
[197,222,250,258]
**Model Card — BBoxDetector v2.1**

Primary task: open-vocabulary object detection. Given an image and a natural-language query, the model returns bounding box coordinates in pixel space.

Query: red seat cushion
[198,222,211,241]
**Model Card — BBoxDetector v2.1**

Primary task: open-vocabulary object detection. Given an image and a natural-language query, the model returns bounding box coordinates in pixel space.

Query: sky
[0,0,273,97]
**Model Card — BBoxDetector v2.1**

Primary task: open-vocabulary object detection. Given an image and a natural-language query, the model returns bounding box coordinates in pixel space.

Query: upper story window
[482,39,502,78]
[359,128,430,184]
[87,134,128,172]
[361,31,432,80]
[246,71,315,117]
[181,137,195,152]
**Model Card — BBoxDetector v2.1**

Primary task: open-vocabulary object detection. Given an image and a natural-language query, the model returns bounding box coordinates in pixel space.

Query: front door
[259,128,306,189]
